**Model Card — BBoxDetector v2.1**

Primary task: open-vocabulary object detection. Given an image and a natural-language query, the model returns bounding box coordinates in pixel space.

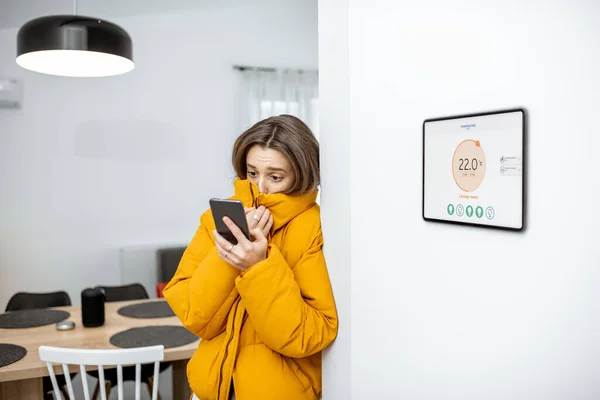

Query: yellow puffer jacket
[163,179,338,400]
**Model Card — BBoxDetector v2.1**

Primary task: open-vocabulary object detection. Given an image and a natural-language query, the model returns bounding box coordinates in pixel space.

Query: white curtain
[237,68,319,139]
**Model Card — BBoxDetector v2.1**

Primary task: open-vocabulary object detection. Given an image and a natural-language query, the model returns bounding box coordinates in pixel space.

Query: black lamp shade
[16,15,134,77]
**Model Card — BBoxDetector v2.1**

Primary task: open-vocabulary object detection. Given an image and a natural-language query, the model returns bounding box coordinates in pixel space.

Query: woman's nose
[257,179,268,194]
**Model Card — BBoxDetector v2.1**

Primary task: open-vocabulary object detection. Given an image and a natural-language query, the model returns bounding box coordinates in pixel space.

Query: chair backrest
[5,291,71,312]
[38,345,164,400]
[95,283,149,302]
[157,247,186,283]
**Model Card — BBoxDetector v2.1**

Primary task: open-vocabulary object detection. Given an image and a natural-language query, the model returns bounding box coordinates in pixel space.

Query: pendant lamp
[16,2,133,77]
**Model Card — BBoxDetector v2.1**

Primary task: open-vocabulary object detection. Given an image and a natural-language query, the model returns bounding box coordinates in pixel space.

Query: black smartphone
[209,198,250,245]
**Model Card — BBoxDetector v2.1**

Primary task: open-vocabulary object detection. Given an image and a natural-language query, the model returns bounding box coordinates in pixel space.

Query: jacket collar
[232,179,317,231]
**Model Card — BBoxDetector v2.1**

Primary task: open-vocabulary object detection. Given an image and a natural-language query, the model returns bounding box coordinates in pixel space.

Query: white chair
[38,345,164,400]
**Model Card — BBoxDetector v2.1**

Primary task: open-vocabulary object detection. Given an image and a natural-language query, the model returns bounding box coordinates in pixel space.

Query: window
[237,68,319,140]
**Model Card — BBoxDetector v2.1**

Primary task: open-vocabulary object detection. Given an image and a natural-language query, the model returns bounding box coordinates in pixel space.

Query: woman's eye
[270,176,282,182]
[247,171,257,178]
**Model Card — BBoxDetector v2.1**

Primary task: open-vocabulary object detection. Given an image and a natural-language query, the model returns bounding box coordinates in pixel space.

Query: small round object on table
[110,326,198,349]
[0,344,27,368]
[56,320,76,331]
[0,309,70,329]
[117,301,175,319]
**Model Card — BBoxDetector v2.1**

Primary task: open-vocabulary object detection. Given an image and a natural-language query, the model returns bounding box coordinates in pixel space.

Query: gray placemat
[117,301,175,319]
[110,326,198,349]
[0,309,70,329]
[0,343,27,367]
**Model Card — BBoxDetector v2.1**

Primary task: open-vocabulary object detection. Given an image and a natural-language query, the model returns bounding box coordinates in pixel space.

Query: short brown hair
[232,115,320,195]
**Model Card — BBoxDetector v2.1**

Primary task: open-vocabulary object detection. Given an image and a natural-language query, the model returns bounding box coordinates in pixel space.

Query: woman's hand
[214,217,268,272]
[245,206,273,237]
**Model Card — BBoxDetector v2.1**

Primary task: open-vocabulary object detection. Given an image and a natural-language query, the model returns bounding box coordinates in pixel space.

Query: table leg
[0,377,43,400]
[172,359,191,400]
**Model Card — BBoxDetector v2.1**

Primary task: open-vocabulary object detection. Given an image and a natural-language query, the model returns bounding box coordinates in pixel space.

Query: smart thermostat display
[423,109,524,230]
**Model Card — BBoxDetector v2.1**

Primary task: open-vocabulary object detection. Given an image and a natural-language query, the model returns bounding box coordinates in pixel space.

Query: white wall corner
[319,0,351,399]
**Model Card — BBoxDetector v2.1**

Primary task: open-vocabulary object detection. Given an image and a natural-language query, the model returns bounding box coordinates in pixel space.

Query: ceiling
[0,0,275,30]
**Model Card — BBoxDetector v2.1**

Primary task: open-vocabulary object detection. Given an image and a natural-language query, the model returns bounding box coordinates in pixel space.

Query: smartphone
[209,198,250,245]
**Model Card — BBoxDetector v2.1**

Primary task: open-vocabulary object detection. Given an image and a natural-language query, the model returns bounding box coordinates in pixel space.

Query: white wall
[319,0,351,399]
[320,1,600,399]
[0,0,317,310]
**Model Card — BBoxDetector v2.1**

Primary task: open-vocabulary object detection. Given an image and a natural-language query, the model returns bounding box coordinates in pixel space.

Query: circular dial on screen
[452,139,486,192]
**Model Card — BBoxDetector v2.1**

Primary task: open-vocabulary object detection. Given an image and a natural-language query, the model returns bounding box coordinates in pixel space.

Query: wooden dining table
[0,299,199,400]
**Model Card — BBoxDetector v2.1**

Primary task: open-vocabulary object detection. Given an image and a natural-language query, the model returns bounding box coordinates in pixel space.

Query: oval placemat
[117,301,175,319]
[110,326,198,349]
[0,309,70,329]
[0,344,27,367]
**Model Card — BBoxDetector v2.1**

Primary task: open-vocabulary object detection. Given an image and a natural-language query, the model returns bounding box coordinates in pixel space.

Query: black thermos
[81,288,105,327]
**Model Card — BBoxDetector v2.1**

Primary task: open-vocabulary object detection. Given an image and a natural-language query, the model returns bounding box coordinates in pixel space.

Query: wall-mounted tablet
[423,109,525,230]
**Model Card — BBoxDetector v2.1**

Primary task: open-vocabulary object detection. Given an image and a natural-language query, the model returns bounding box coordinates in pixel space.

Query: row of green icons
[447,204,485,218]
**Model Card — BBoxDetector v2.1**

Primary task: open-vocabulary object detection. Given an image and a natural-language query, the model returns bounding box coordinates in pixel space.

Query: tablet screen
[423,109,524,230]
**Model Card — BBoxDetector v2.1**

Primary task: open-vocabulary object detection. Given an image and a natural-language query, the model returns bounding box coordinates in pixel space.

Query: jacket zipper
[217,300,239,400]
[215,182,256,399]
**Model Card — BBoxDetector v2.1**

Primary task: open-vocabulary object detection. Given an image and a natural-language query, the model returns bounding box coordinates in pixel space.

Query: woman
[163,115,338,400]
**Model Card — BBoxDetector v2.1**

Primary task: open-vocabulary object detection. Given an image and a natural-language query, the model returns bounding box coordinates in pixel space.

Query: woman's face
[246,145,295,194]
